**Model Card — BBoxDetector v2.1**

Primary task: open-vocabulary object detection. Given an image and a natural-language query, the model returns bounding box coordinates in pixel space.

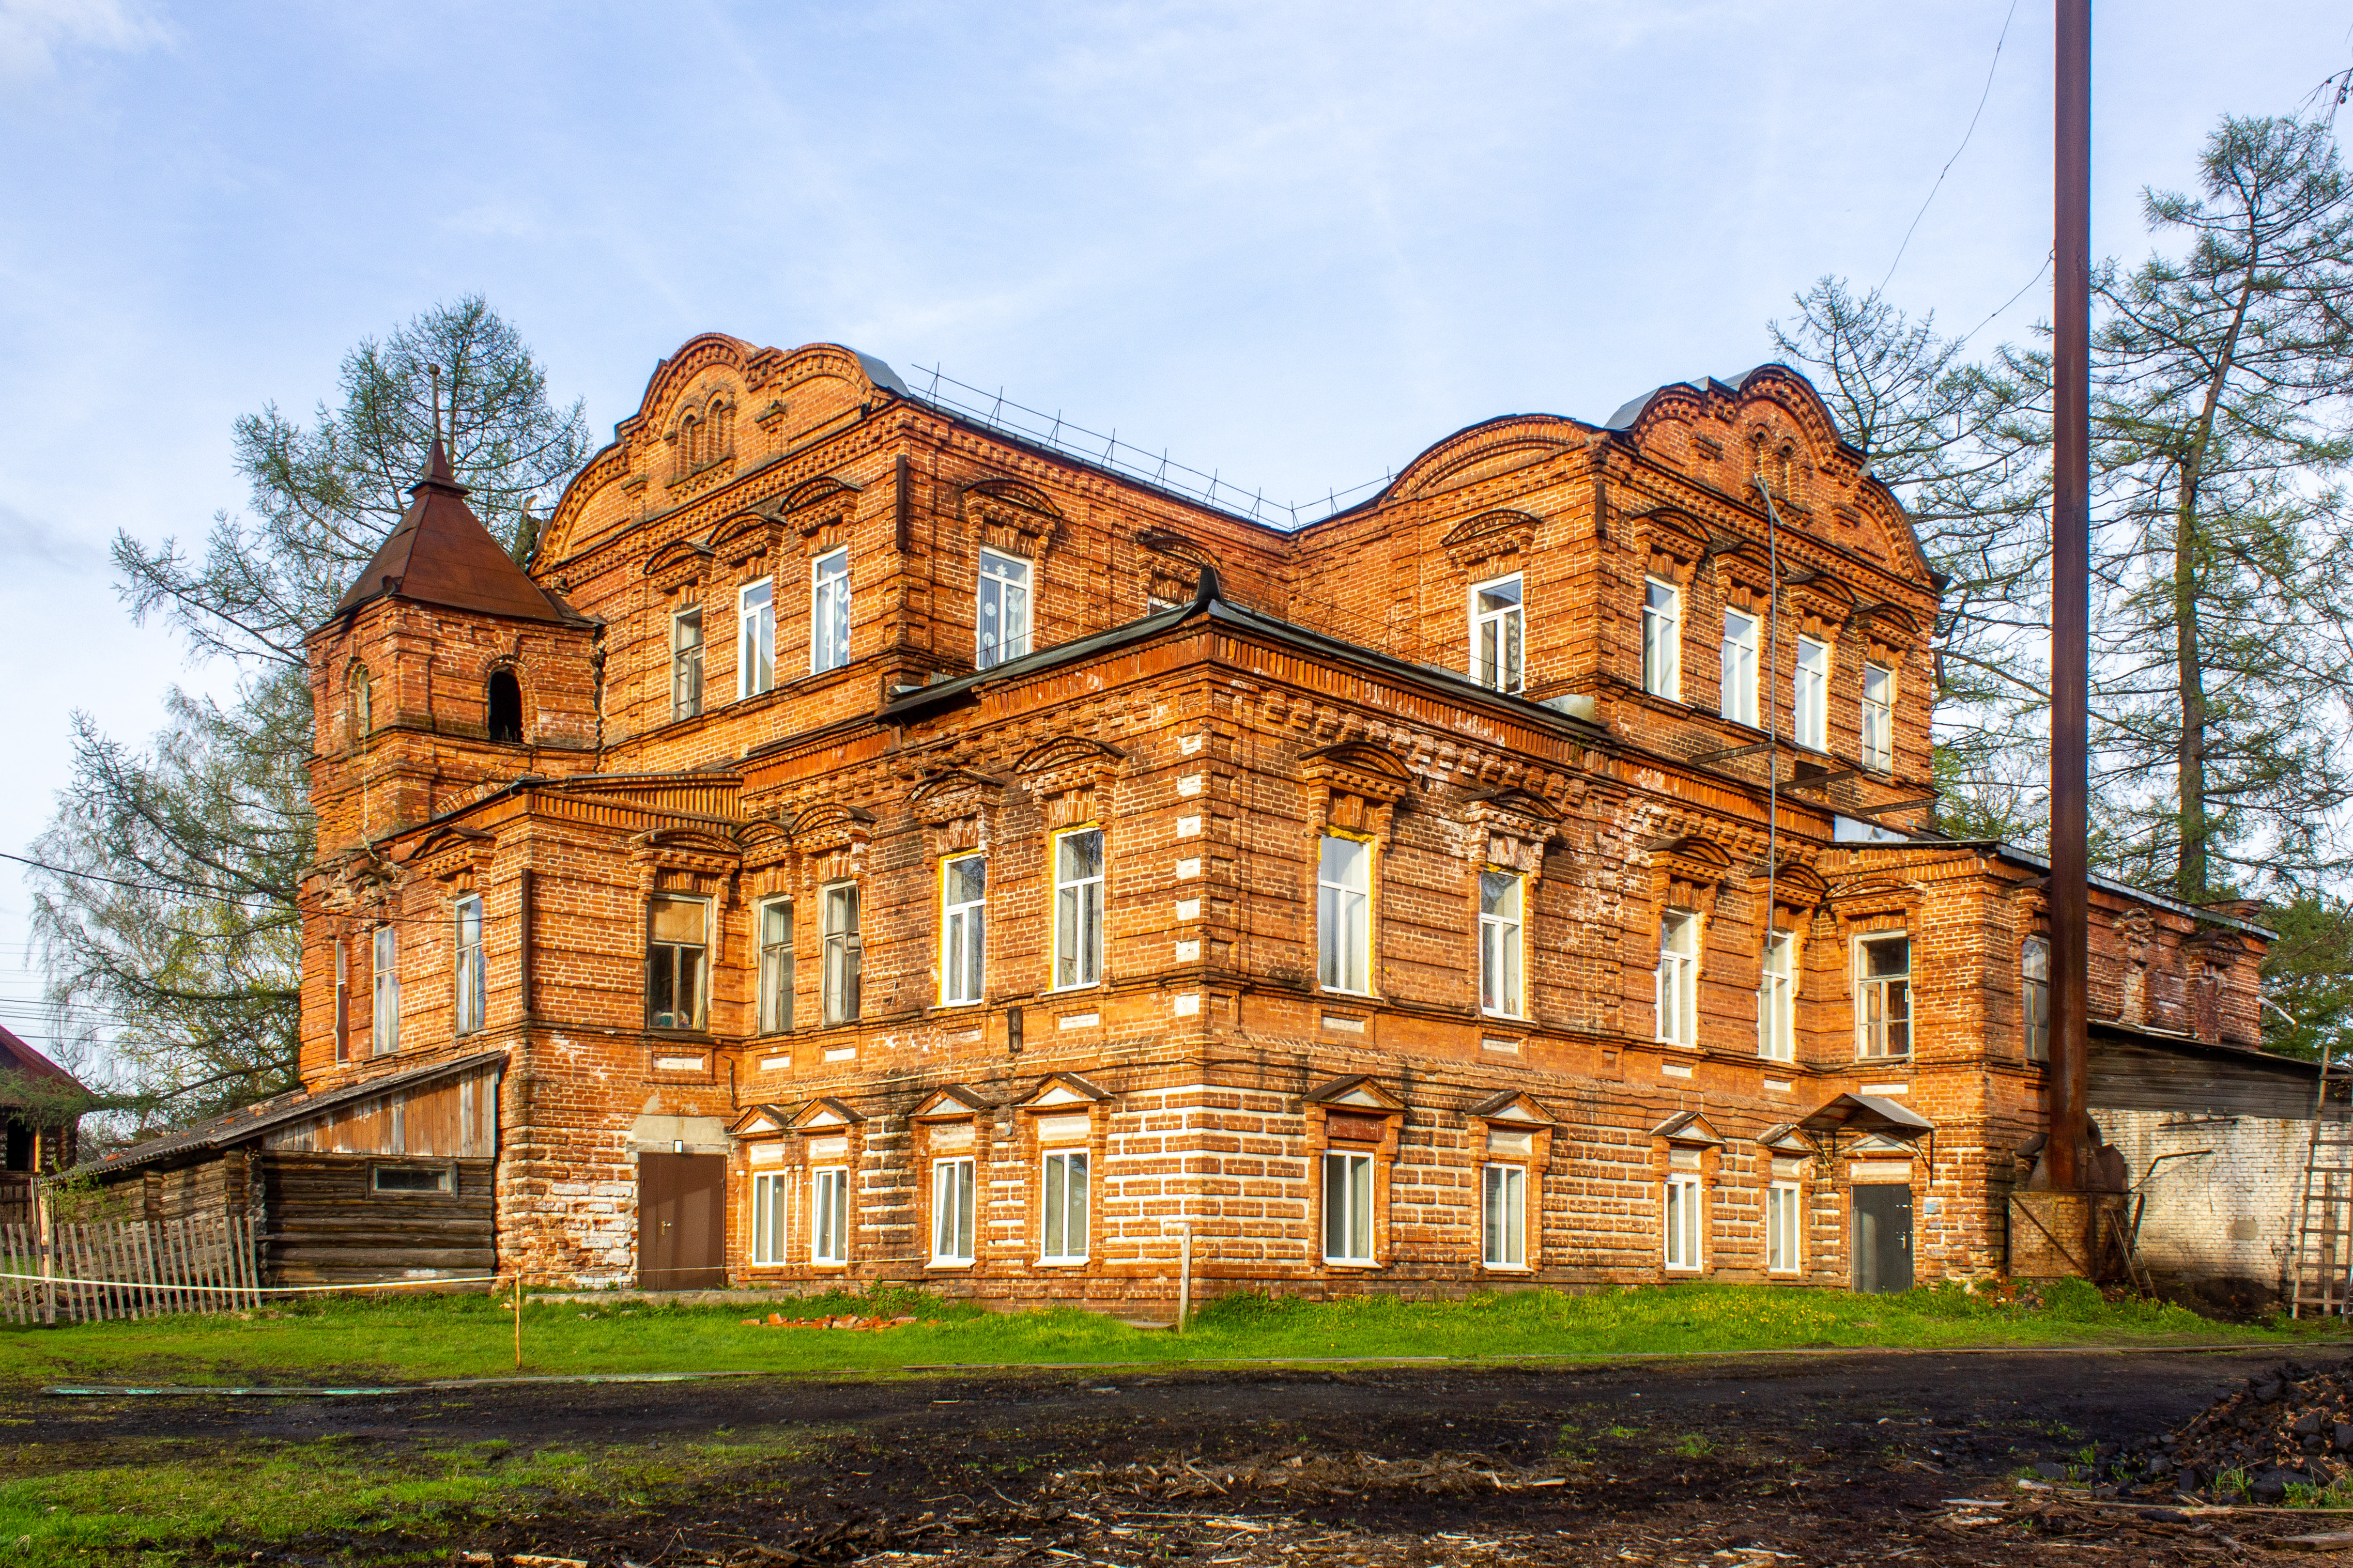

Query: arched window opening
[1776,445,1796,500]
[348,664,373,742]
[487,669,524,743]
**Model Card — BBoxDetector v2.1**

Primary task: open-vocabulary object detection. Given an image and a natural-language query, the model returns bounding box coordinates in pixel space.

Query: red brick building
[73,338,2308,1302]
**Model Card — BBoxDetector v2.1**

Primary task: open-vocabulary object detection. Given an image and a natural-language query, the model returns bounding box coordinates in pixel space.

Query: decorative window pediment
[1632,508,1708,579]
[1440,508,1539,572]
[1464,789,1559,873]
[784,802,876,860]
[1304,1074,1405,1112]
[1648,832,1732,911]
[1651,1109,1726,1147]
[1020,1071,1112,1109]
[1759,858,1828,920]
[966,478,1062,557]
[911,1084,994,1122]
[1017,736,1126,826]
[1302,743,1412,840]
[710,511,782,569]
[644,535,715,586]
[911,768,1006,853]
[730,1103,796,1137]
[408,826,496,885]
[628,826,742,882]
[782,474,862,553]
[1469,1089,1556,1126]
[788,1096,866,1132]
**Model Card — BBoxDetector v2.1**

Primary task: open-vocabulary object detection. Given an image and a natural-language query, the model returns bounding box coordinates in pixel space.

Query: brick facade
[287,338,2280,1303]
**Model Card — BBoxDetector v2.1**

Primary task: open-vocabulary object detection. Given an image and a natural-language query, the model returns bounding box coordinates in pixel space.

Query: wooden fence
[0,1216,262,1324]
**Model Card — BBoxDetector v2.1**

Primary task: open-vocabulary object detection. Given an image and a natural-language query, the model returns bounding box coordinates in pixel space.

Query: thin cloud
[0,0,166,79]
[0,503,103,575]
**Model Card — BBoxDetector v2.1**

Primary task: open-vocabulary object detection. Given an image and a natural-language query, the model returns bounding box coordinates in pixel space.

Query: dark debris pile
[1045,1449,1570,1501]
[2121,1359,2353,1503]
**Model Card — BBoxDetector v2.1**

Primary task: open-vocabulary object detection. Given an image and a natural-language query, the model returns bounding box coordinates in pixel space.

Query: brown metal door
[638,1153,727,1290]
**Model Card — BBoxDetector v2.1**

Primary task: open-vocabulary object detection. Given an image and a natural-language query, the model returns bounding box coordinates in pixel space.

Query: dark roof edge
[2089,1019,2316,1078]
[1833,839,2278,940]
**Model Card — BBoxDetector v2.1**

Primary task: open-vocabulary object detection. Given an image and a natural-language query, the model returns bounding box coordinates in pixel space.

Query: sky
[0,0,2346,1073]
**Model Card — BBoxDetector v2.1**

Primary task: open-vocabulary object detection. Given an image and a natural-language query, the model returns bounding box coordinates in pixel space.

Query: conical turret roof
[330,439,573,624]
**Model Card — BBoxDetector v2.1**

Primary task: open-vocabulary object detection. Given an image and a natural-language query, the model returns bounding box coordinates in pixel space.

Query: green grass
[0,1429,809,1564]
[0,1277,2325,1388]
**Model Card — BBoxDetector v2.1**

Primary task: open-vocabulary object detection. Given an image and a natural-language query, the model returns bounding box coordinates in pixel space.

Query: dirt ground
[6,1346,2343,1566]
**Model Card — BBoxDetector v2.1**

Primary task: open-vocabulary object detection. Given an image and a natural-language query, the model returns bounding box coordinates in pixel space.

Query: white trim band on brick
[1058,1012,1100,1029]
[1174,940,1201,960]
[1860,1082,1908,1096]
[760,1054,791,1073]
[823,1046,856,1062]
[1176,816,1203,837]
[1763,1078,1793,1093]
[1177,858,1202,878]
[654,1055,706,1072]
[1662,1061,1694,1079]
[1481,1036,1521,1054]
[1175,899,1202,921]
[1850,1160,1913,1181]
[1172,993,1201,1016]
[1177,775,1205,796]
[1322,1013,1367,1033]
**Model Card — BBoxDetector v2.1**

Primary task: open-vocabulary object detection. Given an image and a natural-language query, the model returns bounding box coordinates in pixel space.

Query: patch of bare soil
[10,1347,2340,1566]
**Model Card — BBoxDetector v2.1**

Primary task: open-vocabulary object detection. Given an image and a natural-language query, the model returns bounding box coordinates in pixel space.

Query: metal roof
[325,440,583,630]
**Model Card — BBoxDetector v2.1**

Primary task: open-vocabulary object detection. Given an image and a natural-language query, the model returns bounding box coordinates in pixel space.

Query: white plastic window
[1766,1182,1801,1272]
[812,550,851,673]
[757,898,793,1035]
[1642,577,1682,699]
[1656,911,1699,1046]
[672,607,704,718]
[1482,1164,1526,1267]
[977,550,1031,669]
[1478,871,1523,1017]
[1042,1150,1089,1263]
[942,855,987,1005]
[932,1157,977,1264]
[1471,573,1524,693]
[737,580,774,698]
[1322,1150,1375,1264]
[821,883,861,1025]
[1318,835,1372,993]
[372,924,399,1056]
[1862,662,1894,771]
[1758,930,1795,1062]
[1721,609,1759,726]
[1855,933,1912,1058]
[1664,1174,1703,1270]
[1795,637,1829,750]
[1053,829,1104,989]
[453,895,484,1035]
[750,1171,788,1264]
[810,1167,849,1265]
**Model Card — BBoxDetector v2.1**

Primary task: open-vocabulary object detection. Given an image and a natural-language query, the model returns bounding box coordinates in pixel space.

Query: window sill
[1321,1259,1382,1270]
[1038,1258,1089,1268]
[1481,1263,1533,1274]
[1047,983,1102,996]
[1657,1038,1700,1050]
[1664,1264,1703,1274]
[926,1261,976,1272]
[1320,987,1379,1000]
[1481,1010,1527,1023]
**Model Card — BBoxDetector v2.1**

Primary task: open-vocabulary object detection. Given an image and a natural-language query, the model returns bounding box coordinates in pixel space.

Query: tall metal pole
[2047,0,2093,1195]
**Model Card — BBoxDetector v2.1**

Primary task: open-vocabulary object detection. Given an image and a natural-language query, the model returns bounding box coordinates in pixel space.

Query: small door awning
[1797,1093,1935,1142]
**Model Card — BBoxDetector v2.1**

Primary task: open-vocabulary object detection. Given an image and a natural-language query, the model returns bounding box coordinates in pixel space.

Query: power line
[1881,0,2024,294]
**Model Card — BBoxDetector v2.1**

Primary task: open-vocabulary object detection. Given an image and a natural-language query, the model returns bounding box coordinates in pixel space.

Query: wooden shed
[63,1049,505,1287]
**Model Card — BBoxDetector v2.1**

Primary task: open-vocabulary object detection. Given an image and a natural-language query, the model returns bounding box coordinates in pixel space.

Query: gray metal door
[1852,1184,1914,1293]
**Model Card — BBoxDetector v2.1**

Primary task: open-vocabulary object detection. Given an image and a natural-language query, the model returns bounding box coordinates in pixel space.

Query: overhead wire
[1879,0,2024,295]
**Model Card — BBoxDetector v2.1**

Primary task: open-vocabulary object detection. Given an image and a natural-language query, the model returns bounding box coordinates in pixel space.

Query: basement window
[372,1165,454,1195]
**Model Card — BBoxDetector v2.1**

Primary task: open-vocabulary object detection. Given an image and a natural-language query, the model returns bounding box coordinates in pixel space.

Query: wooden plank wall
[260,1154,496,1285]
[2090,1037,2319,1121]
[265,1064,499,1158]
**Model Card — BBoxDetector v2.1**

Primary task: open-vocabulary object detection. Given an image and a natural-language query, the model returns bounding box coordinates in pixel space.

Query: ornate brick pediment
[1633,507,1708,579]
[910,767,1005,853]
[408,826,496,884]
[1302,743,1411,840]
[629,826,740,873]
[730,1103,797,1137]
[1649,832,1732,908]
[784,802,875,860]
[315,845,402,913]
[1137,529,1216,607]
[643,535,715,586]
[1464,788,1559,874]
[1304,1074,1404,1112]
[710,510,782,569]
[1440,508,1539,572]
[1759,858,1828,920]
[1783,575,1855,641]
[1849,601,1921,659]
[966,478,1062,558]
[783,474,862,553]
[1017,736,1125,827]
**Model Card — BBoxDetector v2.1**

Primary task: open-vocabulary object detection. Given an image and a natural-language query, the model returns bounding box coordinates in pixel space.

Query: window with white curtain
[737,580,774,698]
[1664,1173,1703,1270]
[1656,911,1699,1046]
[1482,1164,1526,1267]
[810,1167,849,1265]
[1862,662,1894,771]
[932,1157,976,1264]
[1766,1181,1801,1272]
[1478,871,1523,1017]
[1794,637,1829,750]
[812,550,851,672]
[1053,829,1104,989]
[942,854,987,1005]
[1471,573,1524,693]
[1318,835,1372,993]
[1758,930,1794,1062]
[1721,609,1759,726]
[1642,577,1682,699]
[1042,1150,1089,1263]
[976,550,1031,669]
[750,1171,788,1265]
[1322,1150,1375,1264]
